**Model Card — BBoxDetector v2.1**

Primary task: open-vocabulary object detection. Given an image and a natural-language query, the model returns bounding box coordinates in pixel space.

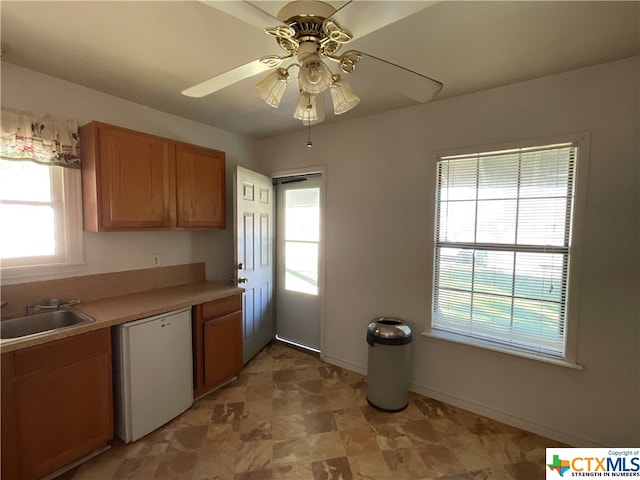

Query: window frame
[423,133,590,369]
[0,160,85,283]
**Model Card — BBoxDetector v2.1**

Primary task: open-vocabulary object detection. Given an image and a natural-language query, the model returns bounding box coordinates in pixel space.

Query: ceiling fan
[181,0,442,130]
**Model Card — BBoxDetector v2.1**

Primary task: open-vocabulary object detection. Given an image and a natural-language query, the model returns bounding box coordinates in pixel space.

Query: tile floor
[65,342,565,479]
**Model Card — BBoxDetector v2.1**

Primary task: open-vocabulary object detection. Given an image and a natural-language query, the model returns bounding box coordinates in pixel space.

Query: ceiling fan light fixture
[293,91,318,123]
[255,67,289,108]
[298,54,332,94]
[329,74,360,115]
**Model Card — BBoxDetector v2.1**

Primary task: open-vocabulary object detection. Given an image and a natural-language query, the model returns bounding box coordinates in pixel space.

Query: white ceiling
[1,1,638,139]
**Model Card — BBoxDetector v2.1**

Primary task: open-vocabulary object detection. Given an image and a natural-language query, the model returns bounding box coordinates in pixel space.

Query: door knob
[238,277,248,284]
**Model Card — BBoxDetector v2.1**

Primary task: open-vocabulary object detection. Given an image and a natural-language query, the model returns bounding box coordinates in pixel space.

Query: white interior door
[234,166,275,363]
[275,175,322,351]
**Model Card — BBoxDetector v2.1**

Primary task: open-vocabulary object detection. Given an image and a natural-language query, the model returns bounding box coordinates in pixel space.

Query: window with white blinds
[431,141,579,359]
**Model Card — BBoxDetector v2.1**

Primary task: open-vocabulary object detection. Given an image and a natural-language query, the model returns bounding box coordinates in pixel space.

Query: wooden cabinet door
[203,311,243,389]
[81,121,227,231]
[15,356,112,479]
[99,125,174,230]
[176,143,226,228]
[5,329,113,480]
[1,353,20,480]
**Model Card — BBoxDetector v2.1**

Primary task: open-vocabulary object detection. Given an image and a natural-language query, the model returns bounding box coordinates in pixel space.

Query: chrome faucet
[26,298,80,316]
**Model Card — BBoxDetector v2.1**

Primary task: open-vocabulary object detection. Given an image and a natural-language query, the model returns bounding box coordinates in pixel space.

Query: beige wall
[256,57,640,447]
[1,62,259,284]
[2,56,638,447]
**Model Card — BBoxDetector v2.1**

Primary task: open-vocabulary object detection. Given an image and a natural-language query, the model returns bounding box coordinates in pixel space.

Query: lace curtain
[0,108,81,168]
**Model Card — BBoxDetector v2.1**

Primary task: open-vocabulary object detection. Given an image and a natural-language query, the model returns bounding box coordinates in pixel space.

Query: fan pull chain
[306,120,312,147]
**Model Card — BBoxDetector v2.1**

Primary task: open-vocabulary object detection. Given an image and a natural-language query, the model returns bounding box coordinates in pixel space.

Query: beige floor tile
[373,423,414,450]
[246,371,274,387]
[272,395,304,417]
[193,444,237,480]
[307,431,348,462]
[66,341,564,480]
[311,456,353,480]
[339,426,380,456]
[333,407,369,431]
[234,440,274,473]
[112,456,162,479]
[154,451,197,479]
[272,436,311,465]
[347,451,394,480]
[271,413,307,440]
[273,462,314,480]
[71,458,123,480]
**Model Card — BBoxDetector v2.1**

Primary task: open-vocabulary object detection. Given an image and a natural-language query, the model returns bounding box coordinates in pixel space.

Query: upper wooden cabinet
[80,121,226,231]
[176,142,226,228]
[81,122,174,231]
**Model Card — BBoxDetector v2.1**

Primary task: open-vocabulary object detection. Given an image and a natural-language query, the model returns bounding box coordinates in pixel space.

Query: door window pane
[285,188,319,241]
[283,186,320,295]
[285,241,318,295]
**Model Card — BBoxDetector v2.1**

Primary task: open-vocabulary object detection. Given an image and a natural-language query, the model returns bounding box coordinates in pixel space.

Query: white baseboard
[408,381,603,448]
[320,354,602,447]
[321,354,367,376]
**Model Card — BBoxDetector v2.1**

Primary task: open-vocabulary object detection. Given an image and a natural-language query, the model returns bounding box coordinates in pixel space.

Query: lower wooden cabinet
[1,329,113,480]
[193,294,243,397]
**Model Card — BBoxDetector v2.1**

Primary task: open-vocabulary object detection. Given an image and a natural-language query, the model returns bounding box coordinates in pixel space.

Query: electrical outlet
[153,254,160,267]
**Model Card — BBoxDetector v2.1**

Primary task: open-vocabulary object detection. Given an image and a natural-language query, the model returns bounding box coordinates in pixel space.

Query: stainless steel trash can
[366,317,412,412]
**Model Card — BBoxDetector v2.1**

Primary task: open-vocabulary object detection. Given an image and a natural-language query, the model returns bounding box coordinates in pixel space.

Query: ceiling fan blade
[328,1,438,40]
[181,59,272,98]
[199,1,283,31]
[348,51,442,103]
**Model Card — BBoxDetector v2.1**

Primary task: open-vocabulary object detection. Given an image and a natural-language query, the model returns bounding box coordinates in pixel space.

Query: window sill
[421,329,583,371]
[1,261,86,284]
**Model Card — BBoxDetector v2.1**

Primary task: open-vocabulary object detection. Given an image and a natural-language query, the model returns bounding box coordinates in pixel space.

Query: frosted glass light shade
[298,55,332,94]
[255,68,289,108]
[293,92,318,123]
[330,75,360,115]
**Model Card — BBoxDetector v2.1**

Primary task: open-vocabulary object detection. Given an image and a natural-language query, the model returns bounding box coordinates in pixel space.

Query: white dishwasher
[113,307,193,443]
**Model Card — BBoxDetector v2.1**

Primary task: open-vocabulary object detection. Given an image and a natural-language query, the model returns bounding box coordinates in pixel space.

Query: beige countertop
[0,281,243,354]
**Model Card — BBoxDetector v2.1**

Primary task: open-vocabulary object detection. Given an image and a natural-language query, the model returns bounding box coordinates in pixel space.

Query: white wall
[1,62,259,283]
[3,57,637,447]
[256,57,640,447]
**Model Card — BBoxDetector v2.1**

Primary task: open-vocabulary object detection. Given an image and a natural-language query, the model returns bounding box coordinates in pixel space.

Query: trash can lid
[367,317,412,339]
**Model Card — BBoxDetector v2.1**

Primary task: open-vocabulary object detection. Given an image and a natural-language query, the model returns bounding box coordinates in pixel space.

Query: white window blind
[432,143,577,358]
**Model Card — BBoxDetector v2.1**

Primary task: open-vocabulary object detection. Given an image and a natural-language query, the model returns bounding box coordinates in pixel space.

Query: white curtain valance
[0,108,81,168]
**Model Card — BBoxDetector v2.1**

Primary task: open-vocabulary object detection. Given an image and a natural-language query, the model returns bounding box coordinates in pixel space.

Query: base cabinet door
[1,329,113,480]
[1,353,19,479]
[193,294,243,397]
[203,311,242,388]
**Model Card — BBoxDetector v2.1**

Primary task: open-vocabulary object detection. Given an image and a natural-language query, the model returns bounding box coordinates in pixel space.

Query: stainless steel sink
[0,309,94,340]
